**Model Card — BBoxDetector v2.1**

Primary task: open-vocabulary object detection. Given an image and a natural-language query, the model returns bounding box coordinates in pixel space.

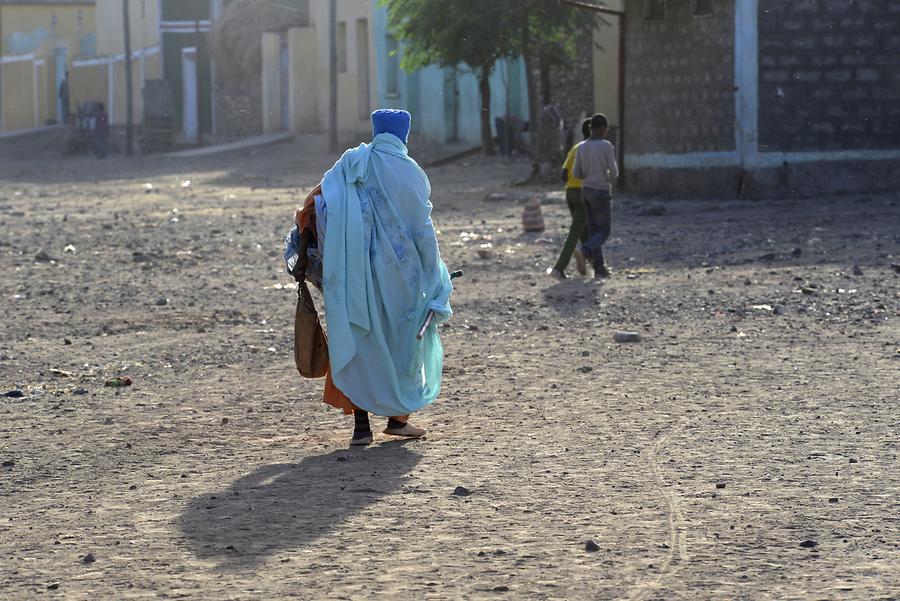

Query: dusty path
[1,137,898,599]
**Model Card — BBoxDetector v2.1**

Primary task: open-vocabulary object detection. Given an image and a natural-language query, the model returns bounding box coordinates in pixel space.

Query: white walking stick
[417,270,462,340]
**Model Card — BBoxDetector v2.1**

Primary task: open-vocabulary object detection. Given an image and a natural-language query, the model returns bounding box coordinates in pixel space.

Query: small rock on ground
[614,331,642,343]
[451,486,472,497]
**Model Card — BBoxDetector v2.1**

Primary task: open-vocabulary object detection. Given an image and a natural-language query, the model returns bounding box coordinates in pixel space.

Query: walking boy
[549,117,592,279]
[572,113,619,278]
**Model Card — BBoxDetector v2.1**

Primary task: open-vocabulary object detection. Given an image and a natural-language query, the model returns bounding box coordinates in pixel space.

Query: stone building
[545,10,622,155]
[621,0,900,198]
[212,0,309,139]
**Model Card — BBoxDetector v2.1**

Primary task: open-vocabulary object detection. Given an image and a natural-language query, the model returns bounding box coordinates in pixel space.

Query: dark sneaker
[350,430,373,445]
[594,265,612,279]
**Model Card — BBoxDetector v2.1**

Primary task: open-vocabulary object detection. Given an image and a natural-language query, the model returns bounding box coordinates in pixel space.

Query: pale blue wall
[373,4,528,146]
[8,27,50,54]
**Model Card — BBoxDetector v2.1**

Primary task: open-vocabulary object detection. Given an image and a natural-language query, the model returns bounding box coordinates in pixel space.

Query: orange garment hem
[324,369,357,415]
[297,184,357,415]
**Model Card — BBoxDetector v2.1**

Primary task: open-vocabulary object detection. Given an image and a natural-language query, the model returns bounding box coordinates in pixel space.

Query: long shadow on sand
[177,442,421,568]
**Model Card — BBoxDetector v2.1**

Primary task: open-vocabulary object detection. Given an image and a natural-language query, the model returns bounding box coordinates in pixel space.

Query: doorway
[280,34,290,130]
[181,47,199,141]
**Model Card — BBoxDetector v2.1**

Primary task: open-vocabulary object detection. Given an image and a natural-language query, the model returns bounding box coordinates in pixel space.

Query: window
[385,35,400,97]
[79,32,97,56]
[337,21,347,73]
[644,0,666,21]
[693,0,712,16]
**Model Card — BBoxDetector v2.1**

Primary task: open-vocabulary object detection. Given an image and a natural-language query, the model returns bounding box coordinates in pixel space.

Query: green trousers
[553,187,588,273]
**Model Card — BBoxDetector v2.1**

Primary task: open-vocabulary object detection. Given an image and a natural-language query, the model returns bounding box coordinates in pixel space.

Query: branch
[558,0,625,16]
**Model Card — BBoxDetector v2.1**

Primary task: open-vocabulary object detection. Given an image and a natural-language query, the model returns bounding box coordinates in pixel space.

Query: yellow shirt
[563,142,583,189]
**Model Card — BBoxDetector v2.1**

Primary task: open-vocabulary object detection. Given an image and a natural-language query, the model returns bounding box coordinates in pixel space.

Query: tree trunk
[478,65,495,155]
[539,52,552,105]
[521,10,540,178]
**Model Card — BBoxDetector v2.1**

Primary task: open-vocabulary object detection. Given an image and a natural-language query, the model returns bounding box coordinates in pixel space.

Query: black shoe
[594,265,611,279]
[350,430,373,445]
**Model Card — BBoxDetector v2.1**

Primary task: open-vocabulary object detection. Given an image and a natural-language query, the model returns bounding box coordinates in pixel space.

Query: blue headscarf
[372,109,411,144]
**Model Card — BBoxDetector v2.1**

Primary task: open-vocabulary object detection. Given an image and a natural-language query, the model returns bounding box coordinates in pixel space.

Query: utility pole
[328,0,337,153]
[123,0,134,156]
[195,16,203,146]
[0,10,4,132]
[616,11,626,188]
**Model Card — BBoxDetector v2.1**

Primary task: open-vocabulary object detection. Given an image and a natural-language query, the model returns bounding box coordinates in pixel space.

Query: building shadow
[176,441,421,569]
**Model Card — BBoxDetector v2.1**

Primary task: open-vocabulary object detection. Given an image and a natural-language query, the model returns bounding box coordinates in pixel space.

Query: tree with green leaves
[509,0,600,175]
[383,0,599,165]
[382,0,516,155]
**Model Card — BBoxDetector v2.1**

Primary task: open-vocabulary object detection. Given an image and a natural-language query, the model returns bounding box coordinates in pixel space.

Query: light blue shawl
[320,133,452,417]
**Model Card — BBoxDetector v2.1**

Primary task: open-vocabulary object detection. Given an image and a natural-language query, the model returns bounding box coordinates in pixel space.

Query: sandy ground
[1,134,898,600]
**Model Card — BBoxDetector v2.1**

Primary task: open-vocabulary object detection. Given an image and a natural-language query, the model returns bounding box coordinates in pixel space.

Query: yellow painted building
[591,0,624,132]
[95,0,156,55]
[71,0,162,125]
[263,0,376,136]
[0,0,95,133]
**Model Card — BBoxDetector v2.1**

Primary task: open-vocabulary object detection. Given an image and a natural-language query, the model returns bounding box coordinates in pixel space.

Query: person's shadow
[177,442,421,569]
[541,278,600,315]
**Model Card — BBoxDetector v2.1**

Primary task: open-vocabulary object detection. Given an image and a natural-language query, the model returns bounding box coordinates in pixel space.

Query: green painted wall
[161,0,212,135]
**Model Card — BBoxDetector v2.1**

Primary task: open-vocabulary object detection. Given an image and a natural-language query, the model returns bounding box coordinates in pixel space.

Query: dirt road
[1,136,898,599]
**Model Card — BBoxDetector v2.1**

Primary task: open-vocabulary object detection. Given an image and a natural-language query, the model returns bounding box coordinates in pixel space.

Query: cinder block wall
[546,28,595,129]
[623,0,736,155]
[757,0,900,153]
[214,82,263,138]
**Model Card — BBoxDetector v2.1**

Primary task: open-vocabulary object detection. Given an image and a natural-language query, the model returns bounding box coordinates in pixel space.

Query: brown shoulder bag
[294,278,329,378]
[293,228,329,378]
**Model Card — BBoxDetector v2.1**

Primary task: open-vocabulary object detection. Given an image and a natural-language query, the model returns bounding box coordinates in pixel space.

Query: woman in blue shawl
[307,110,453,445]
